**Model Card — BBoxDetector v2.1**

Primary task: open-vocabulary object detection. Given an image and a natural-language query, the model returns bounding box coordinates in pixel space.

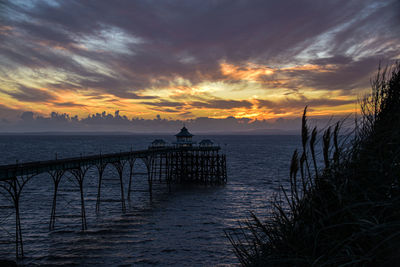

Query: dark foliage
[227,62,400,266]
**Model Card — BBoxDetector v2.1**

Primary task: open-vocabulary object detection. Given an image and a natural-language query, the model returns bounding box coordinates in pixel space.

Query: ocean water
[0,135,300,266]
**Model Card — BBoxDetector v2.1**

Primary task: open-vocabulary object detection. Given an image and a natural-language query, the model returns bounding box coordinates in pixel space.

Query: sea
[0,134,300,266]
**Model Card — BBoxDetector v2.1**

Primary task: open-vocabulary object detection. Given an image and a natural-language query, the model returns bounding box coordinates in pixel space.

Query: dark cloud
[0,103,22,120]
[101,90,158,100]
[281,56,383,92]
[141,98,253,112]
[20,111,34,121]
[125,92,158,100]
[257,97,354,110]
[148,107,182,113]
[141,100,184,108]
[310,55,353,66]
[191,99,253,109]
[0,109,337,134]
[52,102,86,107]
[0,85,56,102]
[0,0,398,98]
[326,1,400,57]
[142,98,253,110]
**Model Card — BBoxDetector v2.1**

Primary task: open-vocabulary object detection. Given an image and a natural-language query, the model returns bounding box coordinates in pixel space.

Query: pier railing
[0,146,221,181]
[0,145,227,259]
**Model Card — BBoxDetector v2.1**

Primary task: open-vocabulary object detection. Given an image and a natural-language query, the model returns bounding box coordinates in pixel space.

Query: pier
[0,127,227,259]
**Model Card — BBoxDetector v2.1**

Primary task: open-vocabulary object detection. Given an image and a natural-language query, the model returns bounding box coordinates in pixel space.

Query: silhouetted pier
[0,127,227,259]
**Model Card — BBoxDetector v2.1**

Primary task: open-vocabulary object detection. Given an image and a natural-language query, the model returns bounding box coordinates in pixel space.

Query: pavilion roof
[175,126,194,137]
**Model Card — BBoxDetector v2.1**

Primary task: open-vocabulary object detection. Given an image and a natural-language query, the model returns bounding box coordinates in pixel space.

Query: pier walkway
[0,144,227,259]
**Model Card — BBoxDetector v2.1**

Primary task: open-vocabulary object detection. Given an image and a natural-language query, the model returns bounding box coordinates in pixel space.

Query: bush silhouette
[227,62,400,266]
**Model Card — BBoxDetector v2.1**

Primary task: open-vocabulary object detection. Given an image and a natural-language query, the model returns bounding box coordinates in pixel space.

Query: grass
[226,62,400,266]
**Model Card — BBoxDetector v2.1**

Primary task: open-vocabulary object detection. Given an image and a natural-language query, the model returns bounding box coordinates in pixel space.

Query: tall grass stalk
[226,62,400,266]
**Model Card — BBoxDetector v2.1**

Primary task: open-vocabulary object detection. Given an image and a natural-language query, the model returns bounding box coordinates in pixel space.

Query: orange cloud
[35,40,87,52]
[280,64,336,72]
[221,62,336,82]
[220,62,274,81]
[0,58,358,122]
[0,25,13,35]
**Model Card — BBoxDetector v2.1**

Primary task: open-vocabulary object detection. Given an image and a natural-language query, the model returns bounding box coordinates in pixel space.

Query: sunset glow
[0,0,399,131]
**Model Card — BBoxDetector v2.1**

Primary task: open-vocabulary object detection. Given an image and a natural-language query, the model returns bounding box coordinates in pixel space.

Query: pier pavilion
[173,126,195,147]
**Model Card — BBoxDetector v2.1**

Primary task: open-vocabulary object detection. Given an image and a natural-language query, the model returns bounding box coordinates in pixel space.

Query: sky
[0,0,399,132]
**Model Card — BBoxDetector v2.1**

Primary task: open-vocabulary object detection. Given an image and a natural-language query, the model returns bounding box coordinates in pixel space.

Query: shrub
[227,62,400,266]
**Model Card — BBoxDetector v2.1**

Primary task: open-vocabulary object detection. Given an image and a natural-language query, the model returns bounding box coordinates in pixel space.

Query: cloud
[0,85,56,102]
[0,109,340,134]
[259,97,353,108]
[148,107,182,113]
[141,100,184,108]
[141,98,254,111]
[0,0,398,126]
[52,102,86,107]
[191,99,253,109]
[0,103,22,120]
[1,0,398,96]
[279,56,383,92]
[20,111,34,121]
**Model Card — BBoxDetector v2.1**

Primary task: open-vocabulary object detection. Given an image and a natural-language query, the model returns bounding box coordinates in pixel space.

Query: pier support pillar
[0,175,33,259]
[112,161,126,212]
[166,153,171,192]
[48,170,65,230]
[70,166,89,231]
[95,162,107,213]
[127,158,136,200]
[144,156,153,200]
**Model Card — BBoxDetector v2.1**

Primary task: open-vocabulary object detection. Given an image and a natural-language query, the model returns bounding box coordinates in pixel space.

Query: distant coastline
[0,129,301,136]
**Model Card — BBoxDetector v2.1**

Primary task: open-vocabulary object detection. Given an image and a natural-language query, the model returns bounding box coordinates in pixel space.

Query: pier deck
[0,146,222,181]
[0,145,227,259]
